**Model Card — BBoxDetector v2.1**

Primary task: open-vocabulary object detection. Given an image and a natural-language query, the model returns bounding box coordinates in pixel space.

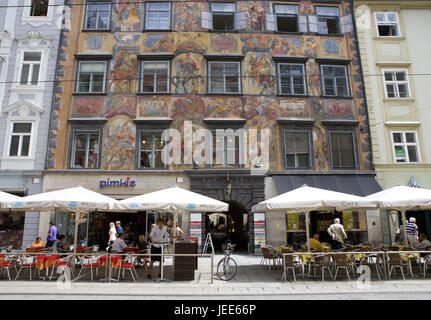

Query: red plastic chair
[0,255,17,281]
[117,255,139,282]
[15,255,37,281]
[75,255,100,281]
[49,255,74,280]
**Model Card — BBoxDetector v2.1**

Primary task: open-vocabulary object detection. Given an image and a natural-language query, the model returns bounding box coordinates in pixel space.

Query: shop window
[20,52,41,86]
[8,123,32,157]
[321,65,350,97]
[30,0,49,16]
[284,130,311,169]
[212,129,241,168]
[138,132,166,169]
[208,61,241,94]
[145,2,171,30]
[286,212,306,231]
[0,211,25,248]
[278,63,306,95]
[141,61,170,93]
[84,1,111,30]
[383,69,410,99]
[342,211,367,230]
[375,12,400,37]
[315,6,339,35]
[76,61,107,93]
[391,131,421,163]
[70,130,100,169]
[329,131,356,169]
[274,4,299,32]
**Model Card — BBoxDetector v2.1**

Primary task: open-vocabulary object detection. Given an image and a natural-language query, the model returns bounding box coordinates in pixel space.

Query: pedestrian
[116,221,123,235]
[111,233,127,253]
[406,217,419,248]
[46,222,57,248]
[327,218,347,251]
[108,222,116,246]
[148,218,170,279]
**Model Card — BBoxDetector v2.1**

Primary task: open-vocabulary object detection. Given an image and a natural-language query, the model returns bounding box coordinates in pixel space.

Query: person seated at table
[171,224,184,241]
[137,234,148,252]
[111,233,127,253]
[56,234,70,252]
[148,219,170,279]
[417,233,431,250]
[309,234,324,251]
[31,237,44,248]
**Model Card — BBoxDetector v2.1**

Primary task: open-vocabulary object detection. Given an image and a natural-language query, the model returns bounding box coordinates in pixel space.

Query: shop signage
[99,177,136,189]
[254,212,266,254]
[190,213,202,247]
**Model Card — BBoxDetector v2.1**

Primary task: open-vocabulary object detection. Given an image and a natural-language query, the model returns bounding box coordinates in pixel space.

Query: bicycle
[216,240,237,281]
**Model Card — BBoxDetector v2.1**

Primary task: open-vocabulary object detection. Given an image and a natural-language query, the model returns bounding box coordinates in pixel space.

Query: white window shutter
[235,11,248,30]
[201,10,213,30]
[308,15,318,33]
[340,14,353,33]
[265,13,276,32]
[299,15,308,32]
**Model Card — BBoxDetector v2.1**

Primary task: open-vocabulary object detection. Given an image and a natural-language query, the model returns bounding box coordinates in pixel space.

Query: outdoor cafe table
[36,255,60,279]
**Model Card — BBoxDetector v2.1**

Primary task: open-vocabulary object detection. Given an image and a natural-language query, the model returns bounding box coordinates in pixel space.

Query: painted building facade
[43,0,381,252]
[354,0,431,244]
[0,0,64,248]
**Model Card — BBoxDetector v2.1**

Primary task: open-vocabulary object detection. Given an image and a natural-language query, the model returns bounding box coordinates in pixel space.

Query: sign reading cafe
[99,177,136,189]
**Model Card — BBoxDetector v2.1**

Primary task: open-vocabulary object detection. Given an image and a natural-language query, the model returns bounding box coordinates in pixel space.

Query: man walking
[115,221,123,235]
[327,218,347,251]
[46,222,57,248]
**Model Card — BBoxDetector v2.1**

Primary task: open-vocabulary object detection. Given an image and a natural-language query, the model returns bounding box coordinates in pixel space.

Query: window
[315,6,339,35]
[8,123,32,157]
[145,2,171,30]
[70,131,100,169]
[274,4,298,32]
[139,132,165,169]
[20,52,41,86]
[375,12,400,37]
[383,70,410,99]
[321,65,350,97]
[278,63,306,95]
[284,131,310,168]
[208,61,240,94]
[141,61,169,93]
[212,130,240,168]
[76,61,107,93]
[391,131,420,163]
[212,3,235,31]
[30,0,49,17]
[84,1,111,30]
[329,131,356,169]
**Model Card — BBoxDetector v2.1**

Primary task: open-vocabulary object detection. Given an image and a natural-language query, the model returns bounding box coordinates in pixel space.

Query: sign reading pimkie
[99,177,136,189]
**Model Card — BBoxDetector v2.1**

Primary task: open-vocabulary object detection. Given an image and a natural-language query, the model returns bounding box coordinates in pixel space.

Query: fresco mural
[323,99,354,119]
[82,34,111,52]
[113,1,142,32]
[174,2,204,32]
[172,53,203,94]
[109,49,138,94]
[105,95,136,119]
[211,35,238,52]
[102,116,136,170]
[73,97,104,116]
[143,34,175,53]
[138,96,170,117]
[279,99,311,118]
[299,1,315,15]
[238,2,266,32]
[205,97,242,118]
[307,60,321,97]
[244,52,275,95]
[313,123,329,172]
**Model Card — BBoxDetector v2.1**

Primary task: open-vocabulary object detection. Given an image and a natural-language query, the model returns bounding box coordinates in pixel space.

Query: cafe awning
[272,174,382,197]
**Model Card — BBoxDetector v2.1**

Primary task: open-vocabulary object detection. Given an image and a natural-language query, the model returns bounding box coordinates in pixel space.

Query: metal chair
[261,247,279,271]
[15,255,37,281]
[75,255,100,281]
[313,254,333,282]
[0,255,17,281]
[388,252,411,280]
[333,253,353,280]
[49,255,74,280]
[281,254,304,282]
[117,255,139,282]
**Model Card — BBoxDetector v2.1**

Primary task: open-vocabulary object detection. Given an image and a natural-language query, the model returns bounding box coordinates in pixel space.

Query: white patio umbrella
[252,185,378,251]
[3,186,118,253]
[366,185,431,245]
[0,191,21,208]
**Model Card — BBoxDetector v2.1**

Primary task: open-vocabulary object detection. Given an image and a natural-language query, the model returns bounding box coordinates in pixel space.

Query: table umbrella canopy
[2,186,118,212]
[0,191,21,208]
[252,185,378,213]
[114,186,229,213]
[365,185,431,210]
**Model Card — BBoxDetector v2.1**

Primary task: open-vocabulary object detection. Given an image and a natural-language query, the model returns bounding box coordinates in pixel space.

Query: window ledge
[210,30,239,34]
[383,98,415,102]
[73,92,107,96]
[68,167,101,170]
[206,92,242,96]
[322,96,353,100]
[274,31,302,35]
[373,36,406,41]
[322,119,359,126]
[277,94,310,98]
[144,29,172,32]
[82,29,111,33]
[136,92,172,96]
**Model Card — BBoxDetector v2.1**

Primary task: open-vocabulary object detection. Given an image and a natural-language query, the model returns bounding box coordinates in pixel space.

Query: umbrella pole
[305,211,311,252]
[401,210,408,246]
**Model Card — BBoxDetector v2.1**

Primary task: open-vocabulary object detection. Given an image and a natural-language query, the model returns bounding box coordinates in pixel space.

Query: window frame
[211,2,236,32]
[30,0,49,17]
[69,128,102,169]
[283,129,313,169]
[208,61,241,94]
[328,130,358,170]
[7,121,34,158]
[209,128,244,169]
[382,69,411,99]
[273,4,299,33]
[83,1,112,31]
[320,64,350,97]
[140,60,171,94]
[390,130,421,164]
[277,62,307,96]
[315,6,340,35]
[75,60,108,94]
[18,51,42,86]
[374,11,401,38]
[144,2,172,31]
[137,130,168,169]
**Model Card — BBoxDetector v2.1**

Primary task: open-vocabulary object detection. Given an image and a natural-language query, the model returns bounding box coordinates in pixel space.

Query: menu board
[254,212,266,255]
[190,213,202,248]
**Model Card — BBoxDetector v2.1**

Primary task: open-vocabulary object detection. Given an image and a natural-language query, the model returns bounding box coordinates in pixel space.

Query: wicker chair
[282,254,304,282]
[313,254,333,282]
[388,252,412,280]
[333,253,353,280]
[261,247,279,271]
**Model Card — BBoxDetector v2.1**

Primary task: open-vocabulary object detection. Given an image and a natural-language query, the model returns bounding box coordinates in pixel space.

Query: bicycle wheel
[217,257,237,281]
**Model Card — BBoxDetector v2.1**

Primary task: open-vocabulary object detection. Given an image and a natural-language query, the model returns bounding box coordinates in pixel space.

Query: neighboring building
[0,0,64,248]
[354,0,431,244]
[43,0,381,253]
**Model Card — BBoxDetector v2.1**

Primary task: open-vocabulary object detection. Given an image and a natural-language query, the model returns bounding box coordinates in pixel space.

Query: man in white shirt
[327,218,347,251]
[148,219,170,279]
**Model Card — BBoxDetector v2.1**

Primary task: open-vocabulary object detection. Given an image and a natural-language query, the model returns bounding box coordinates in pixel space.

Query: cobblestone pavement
[1,254,431,299]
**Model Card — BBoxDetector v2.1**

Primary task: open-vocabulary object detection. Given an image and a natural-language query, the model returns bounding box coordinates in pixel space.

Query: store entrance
[205,201,249,252]
[402,210,431,241]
